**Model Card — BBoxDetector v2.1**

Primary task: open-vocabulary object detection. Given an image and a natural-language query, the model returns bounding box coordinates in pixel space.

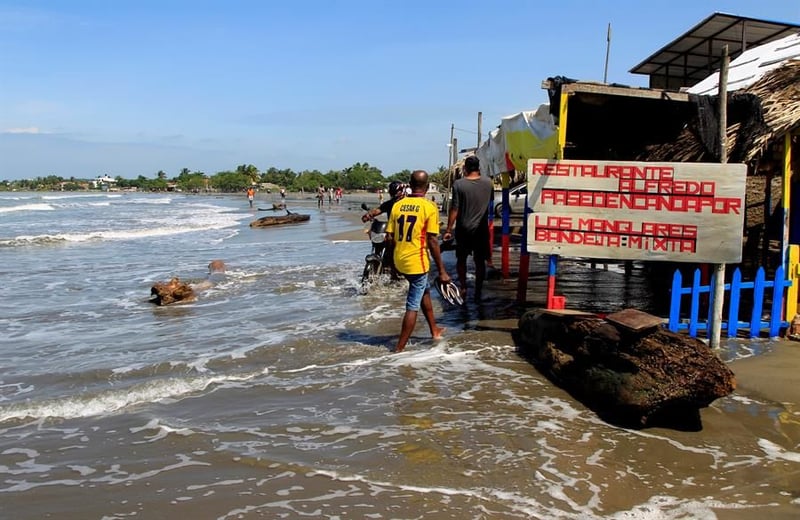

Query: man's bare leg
[394,310,418,353]
[420,290,445,339]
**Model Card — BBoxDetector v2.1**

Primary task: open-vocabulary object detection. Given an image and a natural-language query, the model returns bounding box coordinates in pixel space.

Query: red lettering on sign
[605,165,674,180]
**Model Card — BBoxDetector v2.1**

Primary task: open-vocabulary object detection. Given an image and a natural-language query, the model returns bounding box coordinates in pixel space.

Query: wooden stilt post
[709,46,729,348]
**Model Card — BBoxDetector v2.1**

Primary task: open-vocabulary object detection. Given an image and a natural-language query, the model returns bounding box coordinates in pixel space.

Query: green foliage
[211,171,252,192]
[4,160,450,193]
[261,167,296,188]
[387,169,412,183]
[429,165,450,190]
[292,170,326,192]
[236,164,260,185]
[342,162,384,190]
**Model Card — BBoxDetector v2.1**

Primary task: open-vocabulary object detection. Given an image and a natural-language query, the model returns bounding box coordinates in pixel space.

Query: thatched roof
[641,59,800,165]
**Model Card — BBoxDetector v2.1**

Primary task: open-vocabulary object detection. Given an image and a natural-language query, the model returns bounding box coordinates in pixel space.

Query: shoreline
[325,209,372,242]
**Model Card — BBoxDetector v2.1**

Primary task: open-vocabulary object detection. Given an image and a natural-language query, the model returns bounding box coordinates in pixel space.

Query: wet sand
[730,340,800,405]
[325,203,800,413]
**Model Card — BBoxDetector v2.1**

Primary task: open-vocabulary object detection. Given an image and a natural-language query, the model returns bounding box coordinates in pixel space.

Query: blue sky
[1,1,798,180]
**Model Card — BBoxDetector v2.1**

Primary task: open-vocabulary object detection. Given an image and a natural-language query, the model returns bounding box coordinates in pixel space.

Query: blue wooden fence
[668,266,792,338]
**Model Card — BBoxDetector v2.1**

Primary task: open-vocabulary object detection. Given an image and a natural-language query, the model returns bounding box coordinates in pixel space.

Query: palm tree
[236,164,260,185]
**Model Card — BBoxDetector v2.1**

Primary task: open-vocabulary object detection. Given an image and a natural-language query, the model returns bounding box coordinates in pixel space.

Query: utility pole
[604,23,612,84]
[448,123,454,172]
[444,124,455,214]
[477,111,482,148]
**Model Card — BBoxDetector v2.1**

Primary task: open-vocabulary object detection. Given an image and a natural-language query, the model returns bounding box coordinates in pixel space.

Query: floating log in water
[150,277,196,306]
[250,211,310,227]
[514,308,736,429]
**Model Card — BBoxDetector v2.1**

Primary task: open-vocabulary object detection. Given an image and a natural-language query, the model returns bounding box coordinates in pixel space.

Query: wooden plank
[605,309,664,332]
[539,79,691,102]
[540,309,595,317]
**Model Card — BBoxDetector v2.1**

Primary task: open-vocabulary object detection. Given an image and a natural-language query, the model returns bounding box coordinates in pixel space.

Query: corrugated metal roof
[688,32,800,95]
[629,12,800,89]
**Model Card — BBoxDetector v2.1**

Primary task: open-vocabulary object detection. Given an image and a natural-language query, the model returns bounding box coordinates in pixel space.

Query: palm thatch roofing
[641,59,800,165]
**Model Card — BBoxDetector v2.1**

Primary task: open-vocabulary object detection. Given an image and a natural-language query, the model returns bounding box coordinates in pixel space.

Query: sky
[1,0,798,181]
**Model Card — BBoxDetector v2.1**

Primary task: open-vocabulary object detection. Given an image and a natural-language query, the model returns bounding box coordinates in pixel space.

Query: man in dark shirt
[442,155,493,302]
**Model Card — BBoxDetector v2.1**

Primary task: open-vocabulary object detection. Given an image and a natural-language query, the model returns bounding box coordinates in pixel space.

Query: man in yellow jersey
[386,170,452,353]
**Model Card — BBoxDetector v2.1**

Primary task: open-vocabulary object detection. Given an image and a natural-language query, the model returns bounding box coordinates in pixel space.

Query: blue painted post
[689,269,702,337]
[750,267,766,338]
[501,181,511,279]
[669,270,682,333]
[727,268,742,337]
[770,266,786,337]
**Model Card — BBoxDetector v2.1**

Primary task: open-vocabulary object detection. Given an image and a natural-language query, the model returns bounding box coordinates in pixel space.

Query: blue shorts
[404,273,429,311]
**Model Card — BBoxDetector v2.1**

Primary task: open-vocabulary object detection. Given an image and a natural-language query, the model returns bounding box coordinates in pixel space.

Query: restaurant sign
[526,159,747,263]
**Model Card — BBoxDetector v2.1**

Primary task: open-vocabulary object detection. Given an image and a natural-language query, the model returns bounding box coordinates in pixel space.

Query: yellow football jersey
[386,195,440,275]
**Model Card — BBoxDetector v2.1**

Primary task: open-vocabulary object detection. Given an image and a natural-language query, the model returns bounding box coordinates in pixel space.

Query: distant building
[92,175,117,190]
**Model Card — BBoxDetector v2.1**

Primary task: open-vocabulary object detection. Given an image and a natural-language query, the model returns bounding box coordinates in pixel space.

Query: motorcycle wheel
[360,260,382,291]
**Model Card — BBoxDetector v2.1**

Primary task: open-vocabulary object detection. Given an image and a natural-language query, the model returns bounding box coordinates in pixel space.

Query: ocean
[0,191,799,519]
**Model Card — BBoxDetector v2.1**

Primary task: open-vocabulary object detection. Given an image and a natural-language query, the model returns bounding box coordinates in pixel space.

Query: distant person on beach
[317,184,325,208]
[280,187,286,200]
[378,189,384,203]
[442,155,493,302]
[246,186,255,208]
[192,259,227,291]
[386,170,451,353]
[335,187,342,204]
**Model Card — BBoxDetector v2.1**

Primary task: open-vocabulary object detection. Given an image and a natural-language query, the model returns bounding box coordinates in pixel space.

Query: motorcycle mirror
[361,203,369,211]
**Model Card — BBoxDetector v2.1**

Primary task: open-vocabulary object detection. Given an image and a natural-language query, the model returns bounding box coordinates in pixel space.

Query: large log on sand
[515,308,736,429]
[250,212,310,227]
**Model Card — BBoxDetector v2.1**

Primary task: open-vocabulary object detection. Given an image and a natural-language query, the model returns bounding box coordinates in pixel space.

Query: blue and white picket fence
[668,266,792,338]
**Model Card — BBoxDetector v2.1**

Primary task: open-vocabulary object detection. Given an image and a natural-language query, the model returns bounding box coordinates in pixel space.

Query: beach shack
[479,12,800,337]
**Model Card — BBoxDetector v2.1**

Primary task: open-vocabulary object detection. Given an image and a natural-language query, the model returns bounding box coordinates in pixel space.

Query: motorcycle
[359,203,395,291]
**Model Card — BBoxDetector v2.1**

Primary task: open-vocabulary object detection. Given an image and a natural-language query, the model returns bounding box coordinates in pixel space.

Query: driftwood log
[514,308,736,429]
[258,202,286,211]
[150,277,196,306]
[250,211,310,227]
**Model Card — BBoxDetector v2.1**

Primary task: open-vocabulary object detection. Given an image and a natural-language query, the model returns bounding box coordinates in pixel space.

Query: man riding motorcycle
[361,181,408,281]
[361,181,408,223]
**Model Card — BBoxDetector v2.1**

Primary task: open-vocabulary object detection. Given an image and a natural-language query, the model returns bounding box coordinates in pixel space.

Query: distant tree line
[0,163,450,193]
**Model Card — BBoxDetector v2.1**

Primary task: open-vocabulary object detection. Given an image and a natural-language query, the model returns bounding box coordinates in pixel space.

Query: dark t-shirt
[451,176,493,232]
[377,198,396,219]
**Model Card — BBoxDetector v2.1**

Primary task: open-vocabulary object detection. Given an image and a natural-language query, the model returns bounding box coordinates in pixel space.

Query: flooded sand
[1,192,800,519]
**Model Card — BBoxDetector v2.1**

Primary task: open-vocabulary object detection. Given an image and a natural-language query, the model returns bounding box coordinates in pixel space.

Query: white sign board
[526,159,747,263]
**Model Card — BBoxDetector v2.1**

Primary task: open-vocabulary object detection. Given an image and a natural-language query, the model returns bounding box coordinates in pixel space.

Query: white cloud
[3,127,43,134]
